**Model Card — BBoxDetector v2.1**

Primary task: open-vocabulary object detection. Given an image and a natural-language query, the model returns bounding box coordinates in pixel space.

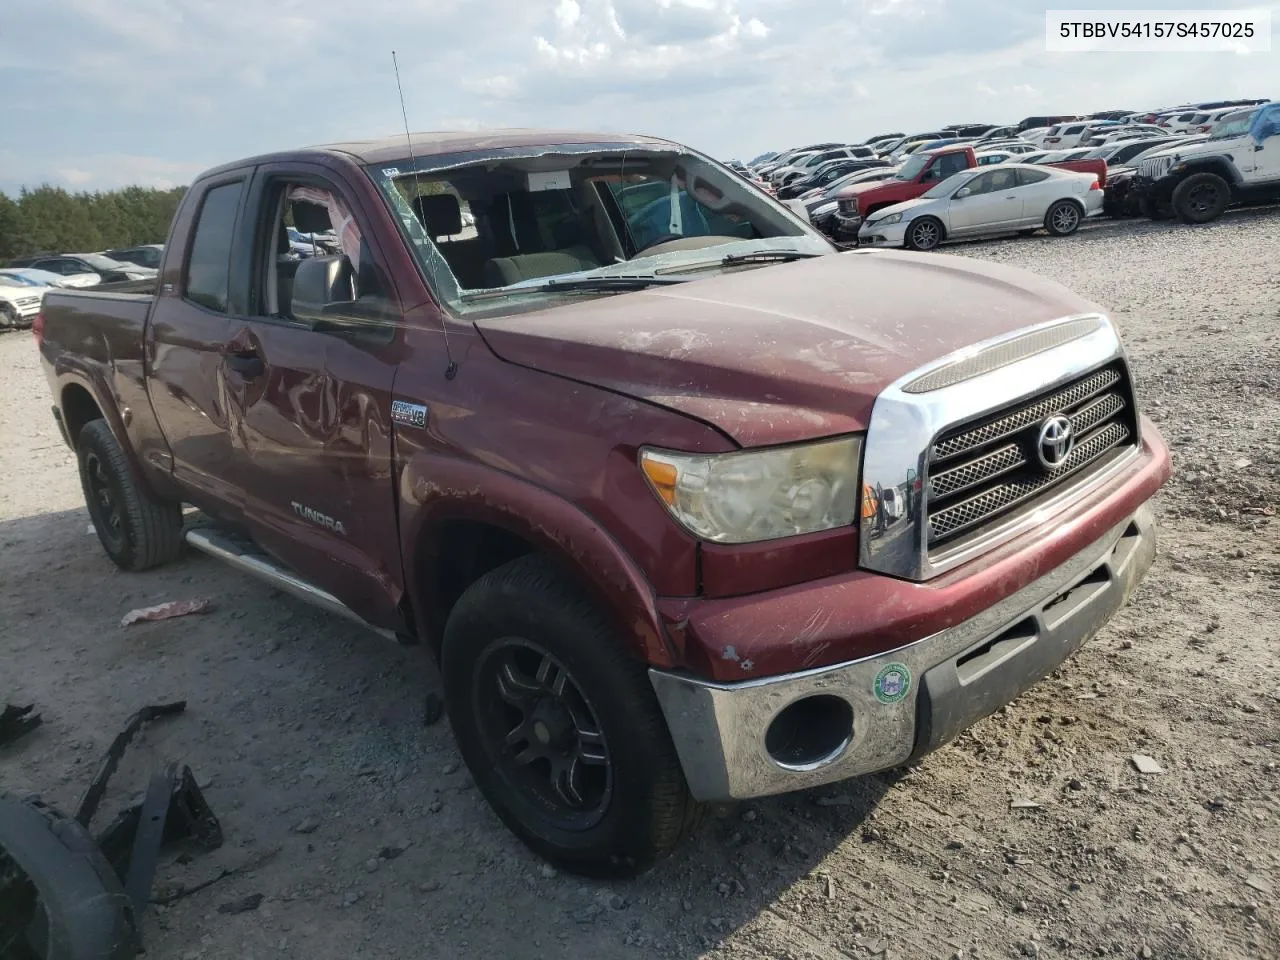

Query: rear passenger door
[145,173,249,515]
[220,162,408,629]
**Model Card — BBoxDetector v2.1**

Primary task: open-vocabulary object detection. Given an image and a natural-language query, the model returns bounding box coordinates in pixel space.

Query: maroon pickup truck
[36,129,1170,876]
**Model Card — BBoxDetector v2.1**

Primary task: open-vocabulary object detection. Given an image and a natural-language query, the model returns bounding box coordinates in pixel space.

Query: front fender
[399,453,676,668]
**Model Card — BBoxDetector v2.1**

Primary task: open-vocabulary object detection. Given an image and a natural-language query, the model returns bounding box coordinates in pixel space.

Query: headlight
[875,212,903,226]
[640,436,863,543]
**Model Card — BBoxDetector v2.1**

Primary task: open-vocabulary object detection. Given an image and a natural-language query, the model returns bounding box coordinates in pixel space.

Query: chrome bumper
[650,506,1155,802]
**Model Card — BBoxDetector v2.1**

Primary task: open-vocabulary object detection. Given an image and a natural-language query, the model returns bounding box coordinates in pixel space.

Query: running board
[183,528,397,642]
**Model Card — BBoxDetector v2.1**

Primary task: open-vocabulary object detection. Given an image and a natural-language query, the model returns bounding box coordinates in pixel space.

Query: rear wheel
[904,217,943,251]
[1045,200,1082,236]
[441,555,700,877]
[1172,172,1230,224]
[77,419,183,571]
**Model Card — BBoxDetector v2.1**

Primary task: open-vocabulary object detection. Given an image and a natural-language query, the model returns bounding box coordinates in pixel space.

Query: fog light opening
[764,695,854,770]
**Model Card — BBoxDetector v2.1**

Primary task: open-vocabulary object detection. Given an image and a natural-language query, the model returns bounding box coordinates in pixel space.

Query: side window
[988,168,1017,192]
[1016,168,1051,186]
[937,153,969,178]
[261,181,397,332]
[963,173,996,195]
[184,181,243,313]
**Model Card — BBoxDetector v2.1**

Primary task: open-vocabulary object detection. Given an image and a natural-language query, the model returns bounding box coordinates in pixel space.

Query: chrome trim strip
[859,313,1133,580]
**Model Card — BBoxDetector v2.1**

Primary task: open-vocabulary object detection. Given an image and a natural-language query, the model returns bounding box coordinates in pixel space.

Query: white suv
[1133,104,1280,223]
[0,276,45,328]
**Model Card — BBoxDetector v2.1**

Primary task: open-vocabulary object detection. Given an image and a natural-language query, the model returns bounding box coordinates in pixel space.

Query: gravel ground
[1,210,1277,960]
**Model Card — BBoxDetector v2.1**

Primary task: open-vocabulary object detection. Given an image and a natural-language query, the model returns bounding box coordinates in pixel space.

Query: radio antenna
[393,49,457,380]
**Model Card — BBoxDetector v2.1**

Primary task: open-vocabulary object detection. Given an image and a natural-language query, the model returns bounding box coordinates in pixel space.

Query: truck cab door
[222,166,408,631]
[145,173,249,515]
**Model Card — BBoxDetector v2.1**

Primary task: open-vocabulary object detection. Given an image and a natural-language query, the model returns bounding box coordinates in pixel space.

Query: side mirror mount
[290,255,393,341]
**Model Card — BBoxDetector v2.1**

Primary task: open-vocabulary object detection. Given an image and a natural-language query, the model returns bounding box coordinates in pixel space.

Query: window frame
[242,167,402,343]
[180,176,248,316]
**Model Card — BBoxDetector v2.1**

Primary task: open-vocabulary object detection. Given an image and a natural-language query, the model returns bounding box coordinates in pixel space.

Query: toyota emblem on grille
[1036,415,1074,470]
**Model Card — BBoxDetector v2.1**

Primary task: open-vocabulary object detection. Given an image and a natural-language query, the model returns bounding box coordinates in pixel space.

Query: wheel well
[420,520,535,644]
[61,384,103,447]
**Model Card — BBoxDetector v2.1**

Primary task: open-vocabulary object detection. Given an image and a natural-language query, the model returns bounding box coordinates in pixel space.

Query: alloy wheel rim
[473,638,613,829]
[913,222,938,248]
[84,452,124,547]
[1188,184,1218,213]
[1053,205,1079,231]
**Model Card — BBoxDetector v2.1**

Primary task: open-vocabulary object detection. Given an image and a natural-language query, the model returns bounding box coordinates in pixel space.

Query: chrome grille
[926,364,1136,550]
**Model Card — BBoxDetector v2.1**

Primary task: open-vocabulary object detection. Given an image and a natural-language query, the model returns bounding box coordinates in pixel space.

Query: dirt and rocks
[1,210,1277,960]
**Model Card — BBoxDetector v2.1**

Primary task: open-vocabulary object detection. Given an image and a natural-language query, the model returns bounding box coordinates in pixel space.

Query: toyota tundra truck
[36,129,1171,876]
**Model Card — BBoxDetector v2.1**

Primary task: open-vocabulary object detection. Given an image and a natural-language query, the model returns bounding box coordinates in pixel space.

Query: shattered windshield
[367,144,832,314]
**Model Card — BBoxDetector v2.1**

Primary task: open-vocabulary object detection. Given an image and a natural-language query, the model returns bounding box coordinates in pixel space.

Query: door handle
[226,351,264,378]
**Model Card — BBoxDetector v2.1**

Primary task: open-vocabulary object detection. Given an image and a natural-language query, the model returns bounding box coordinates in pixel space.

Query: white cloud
[4,0,1280,191]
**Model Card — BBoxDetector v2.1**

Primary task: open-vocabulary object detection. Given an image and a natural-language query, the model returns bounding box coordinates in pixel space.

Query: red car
[830,146,976,239]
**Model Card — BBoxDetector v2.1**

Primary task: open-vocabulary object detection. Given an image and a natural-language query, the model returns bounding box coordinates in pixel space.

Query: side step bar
[184,528,397,642]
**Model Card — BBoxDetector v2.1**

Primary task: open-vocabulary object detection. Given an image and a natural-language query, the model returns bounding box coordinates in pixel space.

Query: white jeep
[1132,103,1280,223]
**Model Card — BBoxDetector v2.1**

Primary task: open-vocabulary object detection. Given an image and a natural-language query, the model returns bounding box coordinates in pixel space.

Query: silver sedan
[857,165,1104,251]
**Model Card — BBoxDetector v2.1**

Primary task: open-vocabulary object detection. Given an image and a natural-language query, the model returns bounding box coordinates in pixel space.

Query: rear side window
[185,181,243,313]
[1016,168,1051,186]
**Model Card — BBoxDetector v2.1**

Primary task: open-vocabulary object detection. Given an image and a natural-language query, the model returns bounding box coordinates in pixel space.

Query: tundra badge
[391,400,429,428]
[291,502,347,535]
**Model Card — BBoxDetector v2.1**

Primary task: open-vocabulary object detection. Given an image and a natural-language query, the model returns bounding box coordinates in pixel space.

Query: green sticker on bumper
[873,663,912,704]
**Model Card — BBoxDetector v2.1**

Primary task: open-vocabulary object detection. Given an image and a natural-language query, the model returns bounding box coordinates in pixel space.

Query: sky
[2,0,1278,194]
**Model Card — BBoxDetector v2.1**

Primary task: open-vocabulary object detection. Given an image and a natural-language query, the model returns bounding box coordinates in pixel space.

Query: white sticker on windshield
[382,167,401,177]
[528,170,571,192]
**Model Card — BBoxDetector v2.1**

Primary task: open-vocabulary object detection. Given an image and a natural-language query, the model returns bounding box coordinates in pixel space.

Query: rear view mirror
[955,187,972,199]
[290,255,393,341]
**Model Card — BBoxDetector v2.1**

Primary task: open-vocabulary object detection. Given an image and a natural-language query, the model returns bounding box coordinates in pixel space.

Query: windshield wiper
[461,275,685,301]
[720,250,822,266]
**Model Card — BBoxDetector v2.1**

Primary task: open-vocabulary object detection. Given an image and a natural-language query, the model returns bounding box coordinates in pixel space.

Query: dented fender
[398,451,678,668]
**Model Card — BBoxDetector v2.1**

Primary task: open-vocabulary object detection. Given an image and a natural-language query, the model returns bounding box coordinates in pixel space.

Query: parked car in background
[0,274,45,328]
[1132,103,1280,223]
[0,266,100,289]
[104,244,164,269]
[858,164,1101,250]
[1041,122,1095,149]
[1016,115,1080,133]
[777,158,888,199]
[831,145,976,240]
[975,150,1015,165]
[805,167,900,236]
[7,253,156,283]
[1100,137,1208,217]
[1084,136,1186,166]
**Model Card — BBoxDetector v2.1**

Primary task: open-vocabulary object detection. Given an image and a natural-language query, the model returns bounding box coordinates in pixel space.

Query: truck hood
[473,251,1100,447]
[835,178,909,200]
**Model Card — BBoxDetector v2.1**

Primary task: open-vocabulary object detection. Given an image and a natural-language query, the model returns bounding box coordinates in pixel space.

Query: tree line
[0,185,188,262]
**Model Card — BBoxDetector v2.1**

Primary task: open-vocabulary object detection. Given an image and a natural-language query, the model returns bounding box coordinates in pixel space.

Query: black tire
[1044,200,1083,236]
[441,555,700,877]
[0,303,17,329]
[1172,172,1230,224]
[904,217,943,251]
[77,419,183,571]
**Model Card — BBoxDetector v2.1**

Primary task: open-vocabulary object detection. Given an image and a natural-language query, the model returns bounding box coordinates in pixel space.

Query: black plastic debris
[0,705,41,748]
[0,702,222,960]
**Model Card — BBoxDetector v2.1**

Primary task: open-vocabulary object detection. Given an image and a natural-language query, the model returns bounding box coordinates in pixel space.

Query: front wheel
[904,217,943,251]
[0,303,17,329]
[77,419,183,571]
[1045,200,1082,236]
[1172,172,1229,224]
[441,556,700,877]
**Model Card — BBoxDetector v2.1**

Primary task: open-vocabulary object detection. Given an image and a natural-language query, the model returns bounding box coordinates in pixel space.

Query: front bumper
[858,220,907,247]
[831,211,863,240]
[651,506,1156,801]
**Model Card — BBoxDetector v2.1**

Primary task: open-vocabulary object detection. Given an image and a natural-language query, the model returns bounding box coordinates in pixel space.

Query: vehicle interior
[380,150,814,293]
